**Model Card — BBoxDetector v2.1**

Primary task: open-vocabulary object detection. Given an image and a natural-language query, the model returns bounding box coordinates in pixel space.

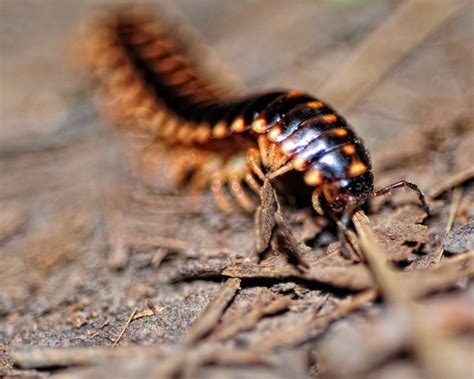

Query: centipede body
[81,8,429,225]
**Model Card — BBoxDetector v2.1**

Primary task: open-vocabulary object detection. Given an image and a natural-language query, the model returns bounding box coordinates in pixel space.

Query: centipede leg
[187,169,209,194]
[257,135,271,168]
[211,176,234,213]
[268,141,278,168]
[244,171,262,195]
[247,148,266,182]
[228,175,256,212]
[171,152,195,187]
[311,188,325,216]
[369,180,430,214]
[268,161,294,180]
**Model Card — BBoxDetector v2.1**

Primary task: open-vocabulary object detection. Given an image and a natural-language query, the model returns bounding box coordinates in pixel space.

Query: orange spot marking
[304,169,324,186]
[281,138,295,154]
[322,114,338,123]
[231,116,246,133]
[349,161,368,177]
[292,156,308,171]
[251,118,268,133]
[212,121,229,138]
[287,90,303,97]
[334,128,348,137]
[342,144,356,155]
[267,126,282,141]
[307,101,324,109]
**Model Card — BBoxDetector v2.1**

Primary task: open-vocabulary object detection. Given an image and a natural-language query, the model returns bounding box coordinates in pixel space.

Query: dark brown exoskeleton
[80,9,430,255]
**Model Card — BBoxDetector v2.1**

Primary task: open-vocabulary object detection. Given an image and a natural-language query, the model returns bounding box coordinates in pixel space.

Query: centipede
[80,8,430,254]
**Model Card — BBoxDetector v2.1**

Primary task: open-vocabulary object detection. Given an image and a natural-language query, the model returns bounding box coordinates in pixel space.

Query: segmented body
[82,9,373,212]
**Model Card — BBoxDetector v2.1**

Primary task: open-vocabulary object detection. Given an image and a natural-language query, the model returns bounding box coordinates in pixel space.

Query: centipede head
[321,171,374,214]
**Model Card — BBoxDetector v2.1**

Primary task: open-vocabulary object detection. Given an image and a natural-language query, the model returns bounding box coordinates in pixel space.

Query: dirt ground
[1,1,473,378]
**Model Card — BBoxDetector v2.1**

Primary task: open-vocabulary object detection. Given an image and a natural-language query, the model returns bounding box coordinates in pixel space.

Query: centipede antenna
[268,161,294,180]
[369,180,430,215]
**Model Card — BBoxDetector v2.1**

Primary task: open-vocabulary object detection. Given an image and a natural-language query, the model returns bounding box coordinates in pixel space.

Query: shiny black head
[321,171,374,213]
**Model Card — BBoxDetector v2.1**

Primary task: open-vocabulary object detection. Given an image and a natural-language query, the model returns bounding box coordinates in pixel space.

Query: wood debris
[186,278,241,344]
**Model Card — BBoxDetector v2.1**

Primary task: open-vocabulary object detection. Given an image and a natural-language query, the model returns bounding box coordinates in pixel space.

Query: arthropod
[81,9,429,253]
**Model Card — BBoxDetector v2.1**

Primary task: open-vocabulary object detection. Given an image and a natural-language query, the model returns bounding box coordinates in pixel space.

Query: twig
[180,344,272,379]
[112,307,137,347]
[150,247,169,268]
[433,188,463,265]
[274,206,311,270]
[107,208,128,269]
[222,260,373,291]
[445,188,463,234]
[0,206,29,245]
[353,211,460,379]
[186,278,240,344]
[410,251,473,297]
[254,289,377,350]
[90,317,111,338]
[210,295,292,341]
[319,0,465,112]
[147,299,159,315]
[429,167,474,198]
[11,345,165,369]
[127,236,240,258]
[441,250,473,265]
[127,236,192,251]
[132,309,155,321]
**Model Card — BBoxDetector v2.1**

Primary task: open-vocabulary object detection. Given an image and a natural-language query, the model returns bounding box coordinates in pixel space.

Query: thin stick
[440,250,473,266]
[90,317,111,338]
[255,289,377,350]
[445,188,463,233]
[434,188,463,264]
[186,278,240,344]
[112,307,138,347]
[107,209,128,270]
[147,299,159,315]
[11,345,165,369]
[319,0,466,112]
[127,236,239,258]
[127,236,192,251]
[210,295,292,341]
[429,167,474,198]
[353,211,459,379]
